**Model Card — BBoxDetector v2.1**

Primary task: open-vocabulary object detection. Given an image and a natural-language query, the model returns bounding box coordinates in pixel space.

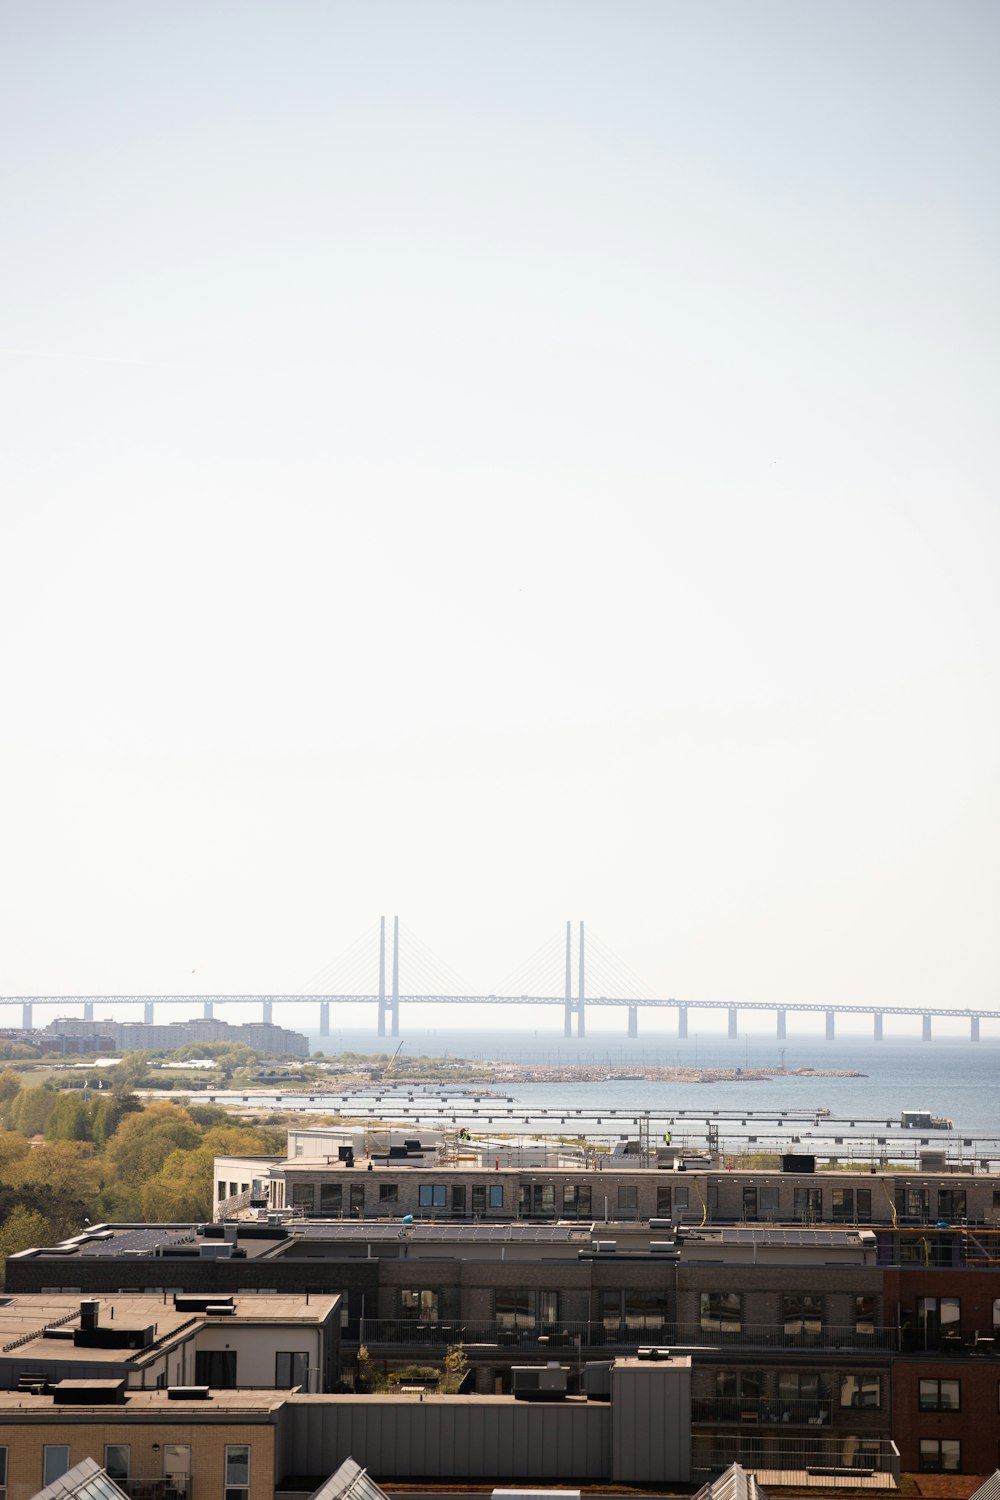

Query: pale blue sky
[1,2,997,1016]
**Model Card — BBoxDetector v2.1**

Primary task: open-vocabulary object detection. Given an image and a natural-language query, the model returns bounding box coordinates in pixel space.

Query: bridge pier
[320,1001,330,1037]
[21,1001,32,1030]
[627,1004,638,1039]
[922,1013,932,1042]
[203,999,214,1020]
[776,1010,786,1040]
[727,1007,738,1040]
[971,1015,980,1042]
[144,1001,154,1024]
[874,1012,883,1041]
[262,1000,272,1024]
[825,1009,835,1041]
[83,1001,94,1021]
[678,1004,688,1040]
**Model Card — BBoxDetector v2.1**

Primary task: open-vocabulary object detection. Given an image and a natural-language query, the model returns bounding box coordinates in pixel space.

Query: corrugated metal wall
[611,1361,692,1482]
[281,1397,612,1479]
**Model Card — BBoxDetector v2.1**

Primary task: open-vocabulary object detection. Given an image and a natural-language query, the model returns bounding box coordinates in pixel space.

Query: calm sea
[282,1027,1000,1143]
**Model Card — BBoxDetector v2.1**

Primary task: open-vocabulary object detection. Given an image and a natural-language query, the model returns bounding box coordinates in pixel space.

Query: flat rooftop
[0,1387,288,1415]
[0,1292,338,1365]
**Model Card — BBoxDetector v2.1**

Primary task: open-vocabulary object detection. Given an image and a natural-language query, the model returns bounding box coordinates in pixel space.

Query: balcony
[691,1436,899,1490]
[692,1396,834,1426]
[352,1318,899,1352]
[121,1479,190,1500]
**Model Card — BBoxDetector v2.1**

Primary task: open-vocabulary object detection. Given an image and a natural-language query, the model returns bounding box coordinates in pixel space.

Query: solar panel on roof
[78,1228,195,1257]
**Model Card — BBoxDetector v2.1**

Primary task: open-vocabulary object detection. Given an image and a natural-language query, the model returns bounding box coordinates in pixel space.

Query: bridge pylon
[390,916,400,1038]
[563,922,573,1038]
[377,917,388,1037]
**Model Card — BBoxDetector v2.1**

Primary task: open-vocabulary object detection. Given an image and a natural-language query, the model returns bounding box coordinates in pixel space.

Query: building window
[793,1186,822,1221]
[896,1186,929,1221]
[742,1186,757,1219]
[217,1181,227,1201]
[349,1183,365,1217]
[831,1189,854,1222]
[778,1371,821,1415]
[319,1183,342,1214]
[451,1184,466,1215]
[379,1183,398,1203]
[855,1295,877,1335]
[418,1184,447,1209]
[564,1183,590,1217]
[674,1186,690,1210]
[701,1291,741,1333]
[291,1183,315,1213]
[224,1443,251,1500]
[707,1182,720,1214]
[716,1370,762,1399]
[195,1349,237,1387]
[920,1439,960,1472]
[540,1291,559,1326]
[759,1185,779,1216]
[840,1373,880,1409]
[938,1188,967,1220]
[856,1188,872,1222]
[401,1289,439,1321]
[0,1448,6,1493]
[495,1289,534,1330]
[489,1183,504,1210]
[104,1447,130,1481]
[519,1184,555,1217]
[919,1378,960,1411]
[917,1295,961,1346]
[618,1185,638,1216]
[624,1291,666,1330]
[275,1351,310,1388]
[656,1185,672,1217]
[782,1294,822,1341]
[43,1450,70,1486]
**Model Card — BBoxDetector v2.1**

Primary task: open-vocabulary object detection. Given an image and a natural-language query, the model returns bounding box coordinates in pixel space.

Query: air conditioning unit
[511,1364,568,1400]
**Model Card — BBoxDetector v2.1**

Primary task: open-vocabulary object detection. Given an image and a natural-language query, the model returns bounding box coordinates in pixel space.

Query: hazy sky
[2,1,998,1017]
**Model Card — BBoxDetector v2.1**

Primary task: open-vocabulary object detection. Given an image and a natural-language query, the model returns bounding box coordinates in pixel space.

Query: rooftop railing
[353,1318,900,1352]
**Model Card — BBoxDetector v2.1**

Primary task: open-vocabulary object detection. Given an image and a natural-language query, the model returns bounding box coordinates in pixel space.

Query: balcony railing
[691,1435,900,1489]
[692,1396,835,1425]
[353,1318,899,1352]
[121,1478,190,1500]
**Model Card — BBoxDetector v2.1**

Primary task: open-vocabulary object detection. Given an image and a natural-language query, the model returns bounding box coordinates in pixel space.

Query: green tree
[139,1146,215,1221]
[441,1342,468,1393]
[8,1084,58,1137]
[0,1204,50,1282]
[46,1091,93,1142]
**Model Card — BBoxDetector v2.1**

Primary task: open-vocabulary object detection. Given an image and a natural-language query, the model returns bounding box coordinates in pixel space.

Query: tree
[0,1204,50,1283]
[8,1085,58,1137]
[101,1102,200,1217]
[441,1342,469,1393]
[0,1070,22,1111]
[46,1092,92,1142]
[139,1146,215,1221]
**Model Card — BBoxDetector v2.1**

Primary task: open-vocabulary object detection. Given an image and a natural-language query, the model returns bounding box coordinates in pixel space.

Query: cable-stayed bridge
[2,918,997,1042]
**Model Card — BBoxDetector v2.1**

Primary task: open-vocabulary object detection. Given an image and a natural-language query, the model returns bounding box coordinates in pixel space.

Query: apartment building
[0,1291,340,1395]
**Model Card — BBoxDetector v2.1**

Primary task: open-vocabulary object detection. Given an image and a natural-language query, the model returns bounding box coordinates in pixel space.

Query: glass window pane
[104,1445,130,1480]
[225,1445,250,1485]
[44,1449,71,1485]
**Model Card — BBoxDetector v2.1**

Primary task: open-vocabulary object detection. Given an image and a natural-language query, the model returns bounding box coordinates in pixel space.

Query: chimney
[80,1300,100,1333]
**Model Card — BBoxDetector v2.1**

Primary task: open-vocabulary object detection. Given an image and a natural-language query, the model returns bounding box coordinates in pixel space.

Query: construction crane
[375,1041,404,1080]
